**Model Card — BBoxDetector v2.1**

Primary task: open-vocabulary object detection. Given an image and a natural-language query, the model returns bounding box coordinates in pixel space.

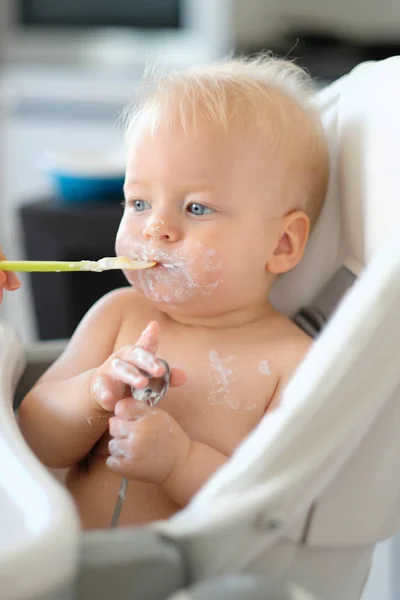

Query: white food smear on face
[127,242,222,304]
[208,349,239,409]
[259,359,271,376]
[143,219,164,235]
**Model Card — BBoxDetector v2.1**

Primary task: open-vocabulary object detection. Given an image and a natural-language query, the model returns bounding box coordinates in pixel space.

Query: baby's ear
[266,211,310,275]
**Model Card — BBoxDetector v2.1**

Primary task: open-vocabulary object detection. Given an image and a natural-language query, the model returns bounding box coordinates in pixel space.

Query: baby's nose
[143,219,164,236]
[142,218,180,242]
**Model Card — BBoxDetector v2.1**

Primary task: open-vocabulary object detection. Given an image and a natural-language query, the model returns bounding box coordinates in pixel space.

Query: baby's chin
[127,265,220,307]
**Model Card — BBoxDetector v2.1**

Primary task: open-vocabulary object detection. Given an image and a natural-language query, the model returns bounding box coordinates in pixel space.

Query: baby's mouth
[128,249,183,271]
[140,255,180,270]
[151,262,178,271]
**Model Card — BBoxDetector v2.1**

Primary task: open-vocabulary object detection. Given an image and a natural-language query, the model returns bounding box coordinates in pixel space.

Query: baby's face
[116,120,284,317]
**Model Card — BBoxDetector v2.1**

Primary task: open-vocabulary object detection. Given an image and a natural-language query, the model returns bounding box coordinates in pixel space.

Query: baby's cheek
[200,266,223,291]
[192,247,224,290]
[115,222,130,256]
[115,216,144,254]
[115,227,140,288]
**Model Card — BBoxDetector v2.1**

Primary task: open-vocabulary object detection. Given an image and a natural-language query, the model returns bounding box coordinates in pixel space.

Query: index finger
[0,243,7,297]
[135,321,159,354]
[4,271,21,290]
[0,246,20,290]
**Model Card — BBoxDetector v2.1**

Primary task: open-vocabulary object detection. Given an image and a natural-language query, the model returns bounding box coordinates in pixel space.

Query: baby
[18,55,329,530]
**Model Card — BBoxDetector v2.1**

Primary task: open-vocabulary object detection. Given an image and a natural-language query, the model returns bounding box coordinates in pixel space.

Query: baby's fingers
[119,345,165,378]
[92,357,155,412]
[110,358,150,388]
[135,321,159,354]
[91,375,127,412]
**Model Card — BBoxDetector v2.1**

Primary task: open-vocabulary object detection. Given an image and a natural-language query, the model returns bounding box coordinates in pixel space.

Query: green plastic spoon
[0,257,156,273]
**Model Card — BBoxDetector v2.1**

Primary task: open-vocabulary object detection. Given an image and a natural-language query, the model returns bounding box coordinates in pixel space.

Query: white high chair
[1,56,400,600]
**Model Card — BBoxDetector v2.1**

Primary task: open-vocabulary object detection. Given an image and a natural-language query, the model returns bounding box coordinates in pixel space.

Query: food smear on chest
[207,349,239,409]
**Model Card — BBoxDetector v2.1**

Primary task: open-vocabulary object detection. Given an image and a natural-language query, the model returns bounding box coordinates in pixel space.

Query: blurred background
[1,0,400,345]
[0,1,400,598]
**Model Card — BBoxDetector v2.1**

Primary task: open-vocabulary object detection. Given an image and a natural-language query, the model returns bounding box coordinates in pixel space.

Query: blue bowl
[51,172,125,204]
[41,151,126,205]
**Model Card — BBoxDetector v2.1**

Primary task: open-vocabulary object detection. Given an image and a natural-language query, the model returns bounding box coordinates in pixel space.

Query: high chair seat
[1,56,400,600]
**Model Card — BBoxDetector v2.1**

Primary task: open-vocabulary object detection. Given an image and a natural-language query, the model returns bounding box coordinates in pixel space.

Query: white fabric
[1,57,400,600]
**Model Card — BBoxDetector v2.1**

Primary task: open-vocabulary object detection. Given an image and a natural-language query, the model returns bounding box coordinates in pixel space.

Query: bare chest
[118,326,279,456]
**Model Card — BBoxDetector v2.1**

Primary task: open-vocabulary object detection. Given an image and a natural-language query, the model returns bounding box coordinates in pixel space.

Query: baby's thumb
[136,321,159,354]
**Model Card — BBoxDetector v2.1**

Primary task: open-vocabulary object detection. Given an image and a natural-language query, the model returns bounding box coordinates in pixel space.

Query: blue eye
[131,199,151,212]
[187,202,214,216]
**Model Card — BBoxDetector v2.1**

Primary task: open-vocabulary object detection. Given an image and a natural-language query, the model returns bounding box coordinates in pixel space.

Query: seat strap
[293,263,359,339]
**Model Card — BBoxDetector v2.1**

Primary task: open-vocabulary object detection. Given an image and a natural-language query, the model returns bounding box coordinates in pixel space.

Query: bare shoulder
[71,286,143,339]
[269,312,313,383]
[260,311,313,411]
[97,286,148,316]
[39,287,147,381]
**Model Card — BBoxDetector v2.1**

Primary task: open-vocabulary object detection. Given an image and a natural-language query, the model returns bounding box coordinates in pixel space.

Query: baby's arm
[18,289,129,468]
[162,441,229,506]
[108,399,229,507]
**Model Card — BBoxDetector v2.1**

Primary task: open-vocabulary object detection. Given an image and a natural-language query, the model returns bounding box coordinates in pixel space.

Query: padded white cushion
[271,56,400,316]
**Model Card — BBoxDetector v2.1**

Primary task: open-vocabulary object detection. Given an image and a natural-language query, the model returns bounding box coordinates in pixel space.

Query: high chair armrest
[14,338,67,410]
[0,322,79,600]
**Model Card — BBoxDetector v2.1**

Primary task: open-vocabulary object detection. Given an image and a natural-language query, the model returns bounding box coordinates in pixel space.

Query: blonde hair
[123,54,329,228]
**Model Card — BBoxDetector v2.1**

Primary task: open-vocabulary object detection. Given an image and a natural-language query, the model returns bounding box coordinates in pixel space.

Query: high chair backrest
[271,56,400,317]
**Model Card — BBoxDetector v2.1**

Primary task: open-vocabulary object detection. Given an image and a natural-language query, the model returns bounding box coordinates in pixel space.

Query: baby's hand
[107,399,191,485]
[0,245,20,303]
[90,321,185,413]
